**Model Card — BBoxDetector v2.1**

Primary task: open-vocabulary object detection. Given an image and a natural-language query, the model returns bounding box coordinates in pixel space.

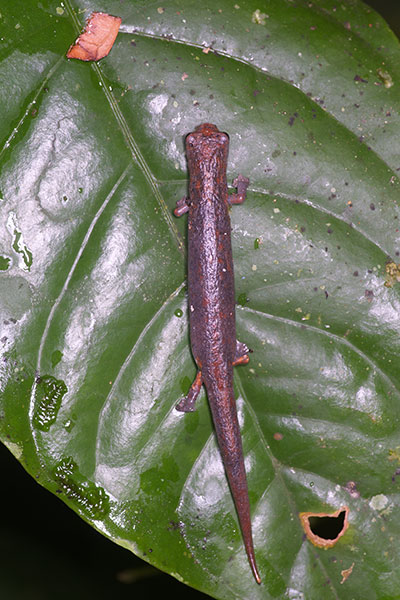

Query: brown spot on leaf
[364,289,374,302]
[354,74,368,83]
[384,261,400,287]
[67,12,122,62]
[299,506,349,548]
[391,467,400,483]
[345,481,360,499]
[340,562,355,584]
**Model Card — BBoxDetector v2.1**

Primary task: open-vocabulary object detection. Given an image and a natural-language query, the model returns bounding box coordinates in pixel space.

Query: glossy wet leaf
[1,1,400,598]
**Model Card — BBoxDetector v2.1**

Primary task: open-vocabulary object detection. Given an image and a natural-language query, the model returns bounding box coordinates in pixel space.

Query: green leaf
[1,0,400,598]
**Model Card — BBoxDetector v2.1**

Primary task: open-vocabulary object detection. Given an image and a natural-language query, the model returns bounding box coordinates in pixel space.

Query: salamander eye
[218,133,229,144]
[186,134,195,146]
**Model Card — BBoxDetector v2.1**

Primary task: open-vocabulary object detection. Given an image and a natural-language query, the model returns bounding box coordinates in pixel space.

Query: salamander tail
[225,458,262,584]
[205,377,261,584]
[248,548,262,585]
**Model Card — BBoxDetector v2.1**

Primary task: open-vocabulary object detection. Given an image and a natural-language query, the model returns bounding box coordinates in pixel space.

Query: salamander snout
[187,124,229,152]
[194,123,219,135]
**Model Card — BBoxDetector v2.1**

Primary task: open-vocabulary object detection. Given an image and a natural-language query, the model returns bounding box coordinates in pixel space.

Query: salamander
[174,123,261,584]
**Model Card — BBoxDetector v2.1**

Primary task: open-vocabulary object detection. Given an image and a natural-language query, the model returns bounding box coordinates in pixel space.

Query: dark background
[1,2,399,599]
[366,0,400,37]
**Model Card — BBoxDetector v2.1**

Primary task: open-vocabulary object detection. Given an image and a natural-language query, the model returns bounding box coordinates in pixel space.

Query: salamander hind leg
[176,370,202,412]
[233,340,251,366]
[174,196,190,217]
[229,174,250,205]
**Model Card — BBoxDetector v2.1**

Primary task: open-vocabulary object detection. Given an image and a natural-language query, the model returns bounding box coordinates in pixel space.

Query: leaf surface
[1,1,400,598]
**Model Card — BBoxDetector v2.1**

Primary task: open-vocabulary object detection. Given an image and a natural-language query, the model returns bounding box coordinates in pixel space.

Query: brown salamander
[174,123,261,584]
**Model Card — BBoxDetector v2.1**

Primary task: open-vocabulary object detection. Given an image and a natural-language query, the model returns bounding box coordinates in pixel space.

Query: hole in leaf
[299,506,349,548]
[309,511,345,538]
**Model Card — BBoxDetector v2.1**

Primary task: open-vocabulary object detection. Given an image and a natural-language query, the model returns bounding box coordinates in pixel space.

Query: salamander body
[174,123,260,584]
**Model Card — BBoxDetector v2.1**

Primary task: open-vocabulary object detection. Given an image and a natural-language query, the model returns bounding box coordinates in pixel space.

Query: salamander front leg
[174,196,190,217]
[176,370,203,412]
[233,340,251,366]
[229,174,250,205]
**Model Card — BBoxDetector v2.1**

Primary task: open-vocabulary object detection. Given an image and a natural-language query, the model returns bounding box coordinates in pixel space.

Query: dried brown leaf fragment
[67,12,122,62]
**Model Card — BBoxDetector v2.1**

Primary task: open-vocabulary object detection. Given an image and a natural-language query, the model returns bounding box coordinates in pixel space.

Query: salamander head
[186,123,229,158]
[194,123,221,136]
